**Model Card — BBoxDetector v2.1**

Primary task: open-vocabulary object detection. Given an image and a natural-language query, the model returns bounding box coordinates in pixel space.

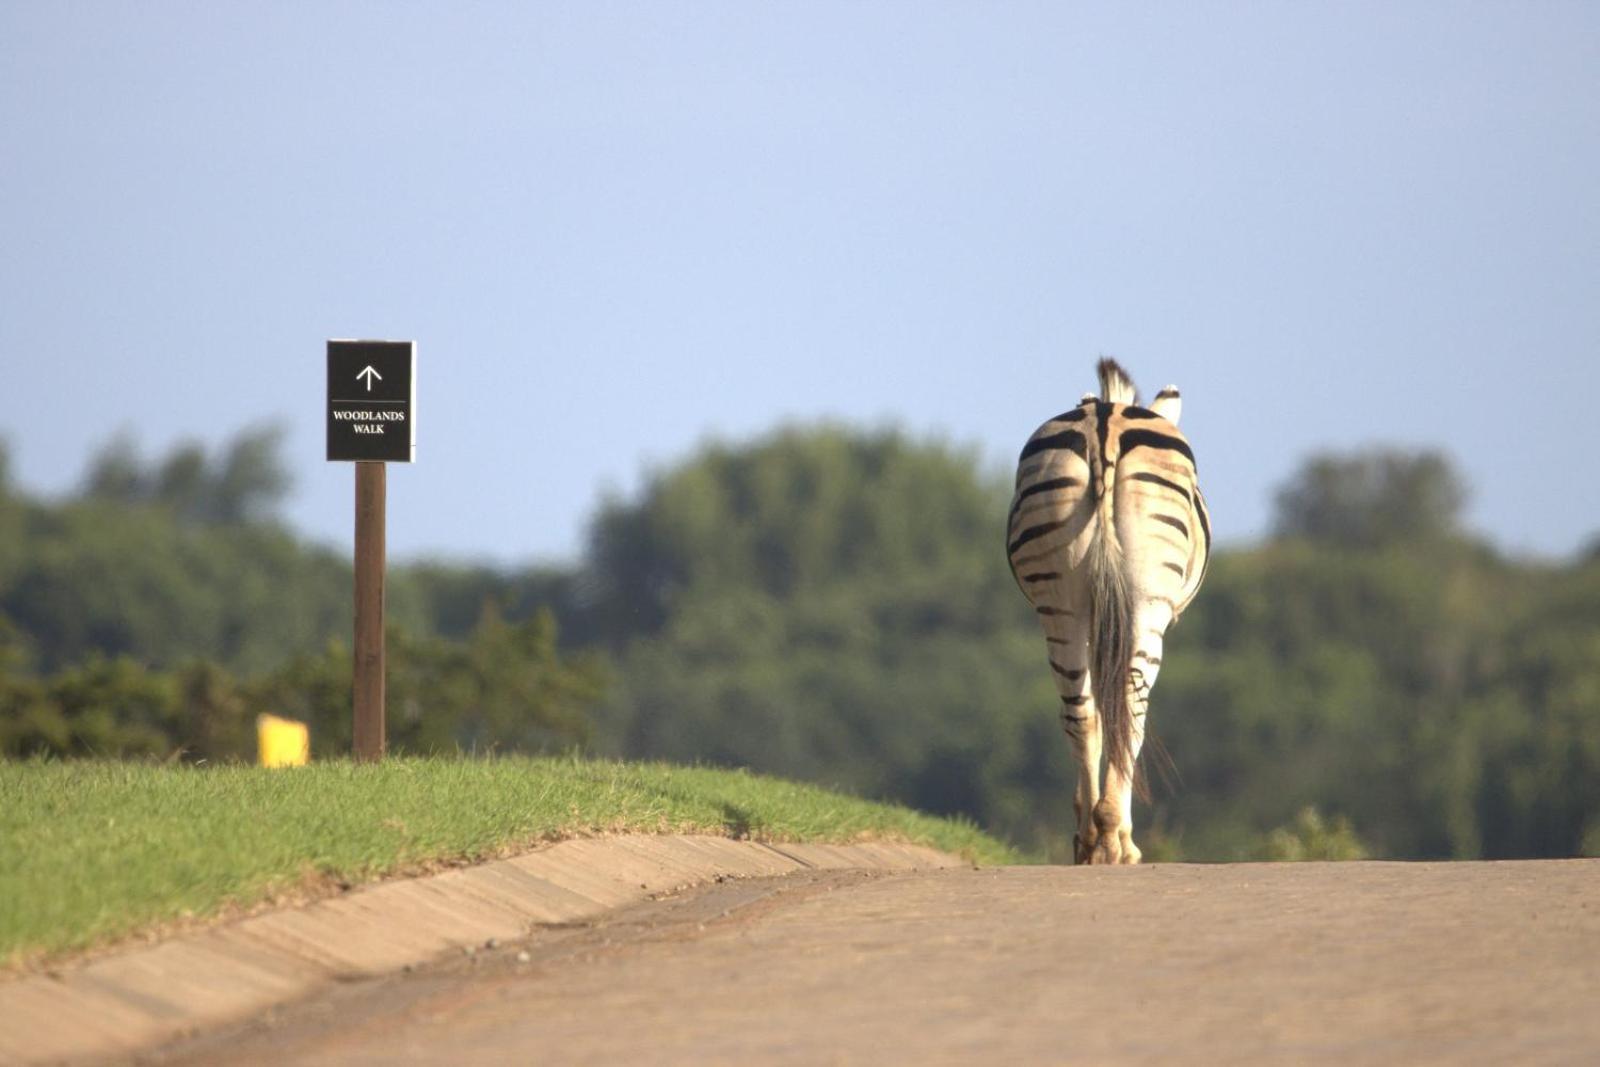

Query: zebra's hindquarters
[1009,361,1210,863]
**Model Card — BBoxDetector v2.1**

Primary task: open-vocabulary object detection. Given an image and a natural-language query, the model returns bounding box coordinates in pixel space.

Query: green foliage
[583,434,1600,861]
[0,613,603,763]
[1155,498,1600,861]
[0,428,603,767]
[1253,807,1370,862]
[82,425,291,525]
[4,499,355,674]
[583,426,1004,642]
[398,561,579,642]
[0,430,453,674]
[1273,448,1465,548]
[4,425,1599,865]
[404,609,603,754]
[581,426,1074,854]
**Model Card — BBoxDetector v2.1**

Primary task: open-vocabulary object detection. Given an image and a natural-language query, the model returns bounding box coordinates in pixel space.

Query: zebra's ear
[1151,386,1182,424]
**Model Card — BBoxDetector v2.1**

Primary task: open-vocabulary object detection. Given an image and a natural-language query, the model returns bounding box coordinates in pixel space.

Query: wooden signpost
[327,340,416,761]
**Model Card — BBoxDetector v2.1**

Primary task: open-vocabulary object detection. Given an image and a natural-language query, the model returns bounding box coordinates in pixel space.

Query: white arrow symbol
[356,365,382,391]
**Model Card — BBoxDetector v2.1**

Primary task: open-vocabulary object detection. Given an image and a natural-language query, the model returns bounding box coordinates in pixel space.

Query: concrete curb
[0,835,962,1065]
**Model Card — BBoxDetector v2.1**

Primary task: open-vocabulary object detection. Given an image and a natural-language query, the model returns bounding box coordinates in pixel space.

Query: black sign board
[327,340,415,462]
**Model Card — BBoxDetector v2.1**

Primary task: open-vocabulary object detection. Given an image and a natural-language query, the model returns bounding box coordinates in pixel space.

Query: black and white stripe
[1007,358,1209,864]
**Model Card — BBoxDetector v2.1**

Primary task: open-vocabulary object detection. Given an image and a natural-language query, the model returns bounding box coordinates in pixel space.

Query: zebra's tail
[1088,473,1138,800]
[1090,359,1143,800]
[1097,357,1138,406]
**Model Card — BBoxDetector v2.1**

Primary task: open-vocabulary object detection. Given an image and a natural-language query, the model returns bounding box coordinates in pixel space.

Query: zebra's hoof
[1089,835,1123,865]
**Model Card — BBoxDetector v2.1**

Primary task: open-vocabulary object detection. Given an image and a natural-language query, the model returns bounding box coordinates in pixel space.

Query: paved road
[153,860,1599,1066]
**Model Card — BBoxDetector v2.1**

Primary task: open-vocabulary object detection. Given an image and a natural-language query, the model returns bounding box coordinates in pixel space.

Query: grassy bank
[0,757,1024,969]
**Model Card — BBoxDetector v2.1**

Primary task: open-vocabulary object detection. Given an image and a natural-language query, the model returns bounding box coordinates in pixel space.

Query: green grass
[0,756,1024,969]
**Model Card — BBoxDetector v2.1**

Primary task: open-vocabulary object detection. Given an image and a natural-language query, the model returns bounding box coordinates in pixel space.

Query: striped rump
[1007,358,1210,859]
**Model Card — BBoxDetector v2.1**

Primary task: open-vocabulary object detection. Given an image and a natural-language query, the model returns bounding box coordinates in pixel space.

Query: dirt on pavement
[144,859,1600,1066]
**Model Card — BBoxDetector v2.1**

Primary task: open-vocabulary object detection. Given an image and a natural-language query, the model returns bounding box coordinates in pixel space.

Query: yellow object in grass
[257,714,309,767]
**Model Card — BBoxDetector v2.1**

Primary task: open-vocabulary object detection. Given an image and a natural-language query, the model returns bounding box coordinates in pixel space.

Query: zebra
[1007,358,1210,864]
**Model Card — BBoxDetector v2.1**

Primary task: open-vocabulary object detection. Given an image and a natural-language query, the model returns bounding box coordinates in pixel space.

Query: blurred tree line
[1,424,1596,862]
[0,430,600,762]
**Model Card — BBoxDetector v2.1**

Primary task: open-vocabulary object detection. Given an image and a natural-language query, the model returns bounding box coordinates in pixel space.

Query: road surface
[151,859,1599,1065]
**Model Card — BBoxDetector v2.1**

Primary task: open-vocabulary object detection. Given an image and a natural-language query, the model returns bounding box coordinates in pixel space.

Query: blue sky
[3,3,1596,563]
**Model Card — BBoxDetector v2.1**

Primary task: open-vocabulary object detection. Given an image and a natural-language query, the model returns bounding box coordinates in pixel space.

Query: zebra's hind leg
[1095,608,1169,865]
[1093,745,1142,866]
[1067,702,1103,864]
[1046,635,1102,864]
